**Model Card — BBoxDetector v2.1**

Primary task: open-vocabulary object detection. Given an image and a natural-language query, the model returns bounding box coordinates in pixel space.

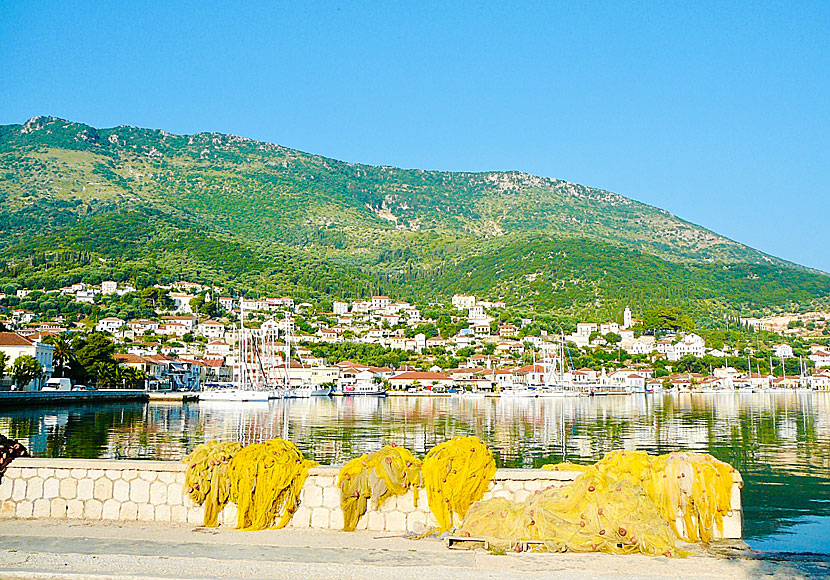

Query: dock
[147,391,199,402]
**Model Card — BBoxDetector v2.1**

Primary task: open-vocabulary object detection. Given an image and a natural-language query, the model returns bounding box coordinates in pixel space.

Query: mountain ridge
[0,116,827,317]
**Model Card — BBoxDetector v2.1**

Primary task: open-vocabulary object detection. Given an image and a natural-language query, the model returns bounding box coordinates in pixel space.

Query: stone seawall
[0,390,148,408]
[0,458,743,537]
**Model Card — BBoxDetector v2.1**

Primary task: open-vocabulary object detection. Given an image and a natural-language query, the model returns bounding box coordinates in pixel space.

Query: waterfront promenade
[0,519,825,580]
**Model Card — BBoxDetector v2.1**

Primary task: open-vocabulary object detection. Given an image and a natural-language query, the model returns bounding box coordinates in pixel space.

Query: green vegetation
[11,355,42,389]
[1,116,829,319]
[305,342,413,368]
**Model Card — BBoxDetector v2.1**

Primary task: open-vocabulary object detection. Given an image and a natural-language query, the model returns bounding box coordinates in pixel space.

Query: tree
[43,333,76,378]
[0,351,7,380]
[73,332,117,385]
[673,355,706,375]
[605,332,622,345]
[11,355,43,390]
[139,287,173,310]
[643,307,695,334]
[190,293,220,318]
[116,366,148,389]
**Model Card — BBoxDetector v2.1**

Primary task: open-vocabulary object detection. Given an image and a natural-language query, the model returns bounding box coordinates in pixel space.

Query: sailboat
[199,301,270,402]
[539,335,580,397]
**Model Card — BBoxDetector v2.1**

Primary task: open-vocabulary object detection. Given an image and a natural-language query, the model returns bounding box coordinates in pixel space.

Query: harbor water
[1,391,828,555]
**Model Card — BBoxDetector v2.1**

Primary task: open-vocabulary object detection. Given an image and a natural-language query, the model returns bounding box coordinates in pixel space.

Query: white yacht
[289,382,333,398]
[199,387,270,402]
[499,386,539,398]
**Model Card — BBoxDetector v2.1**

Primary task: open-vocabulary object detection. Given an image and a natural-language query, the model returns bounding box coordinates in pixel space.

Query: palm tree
[45,333,75,378]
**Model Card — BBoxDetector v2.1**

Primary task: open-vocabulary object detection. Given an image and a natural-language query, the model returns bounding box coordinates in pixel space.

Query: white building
[197,320,225,339]
[332,301,350,315]
[127,319,159,334]
[623,307,632,330]
[101,280,118,295]
[809,350,830,368]
[600,322,620,335]
[452,294,476,310]
[576,323,597,338]
[0,332,54,390]
[169,292,195,314]
[628,341,652,355]
[96,317,125,334]
[773,344,794,359]
[468,305,486,320]
[371,296,391,310]
[75,289,95,304]
[670,333,706,360]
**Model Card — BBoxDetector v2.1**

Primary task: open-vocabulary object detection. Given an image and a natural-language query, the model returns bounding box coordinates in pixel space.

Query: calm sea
[2,392,828,554]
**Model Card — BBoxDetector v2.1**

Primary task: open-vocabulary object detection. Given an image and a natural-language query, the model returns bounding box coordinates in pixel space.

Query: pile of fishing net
[183,441,243,527]
[457,450,741,557]
[0,434,28,482]
[423,436,497,531]
[337,436,497,533]
[338,444,423,531]
[183,439,316,529]
[230,439,317,530]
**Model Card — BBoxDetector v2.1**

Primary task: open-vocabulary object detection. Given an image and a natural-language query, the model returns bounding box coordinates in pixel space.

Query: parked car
[41,378,72,391]
[71,384,96,391]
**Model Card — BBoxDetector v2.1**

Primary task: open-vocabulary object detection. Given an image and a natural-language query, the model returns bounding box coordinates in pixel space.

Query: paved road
[0,519,826,580]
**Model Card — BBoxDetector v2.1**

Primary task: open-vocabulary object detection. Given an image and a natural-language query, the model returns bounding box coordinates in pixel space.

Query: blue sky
[2,2,828,270]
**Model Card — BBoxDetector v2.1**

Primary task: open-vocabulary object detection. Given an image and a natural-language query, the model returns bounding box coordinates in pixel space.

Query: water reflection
[1,392,829,551]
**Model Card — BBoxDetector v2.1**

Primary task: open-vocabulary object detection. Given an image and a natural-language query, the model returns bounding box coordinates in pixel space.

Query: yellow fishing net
[457,450,741,556]
[338,444,423,531]
[544,450,741,543]
[228,438,318,530]
[422,436,497,531]
[182,441,243,527]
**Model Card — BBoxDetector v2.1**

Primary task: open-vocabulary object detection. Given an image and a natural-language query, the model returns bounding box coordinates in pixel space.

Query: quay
[3,458,824,580]
[0,389,148,408]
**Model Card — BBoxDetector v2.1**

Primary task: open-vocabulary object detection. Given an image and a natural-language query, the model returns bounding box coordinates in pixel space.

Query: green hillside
[0,116,827,317]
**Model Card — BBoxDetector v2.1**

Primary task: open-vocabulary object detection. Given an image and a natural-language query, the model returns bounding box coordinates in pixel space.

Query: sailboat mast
[239,299,246,388]
[284,311,291,387]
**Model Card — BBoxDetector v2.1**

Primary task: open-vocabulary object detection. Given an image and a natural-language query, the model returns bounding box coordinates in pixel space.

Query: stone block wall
[0,458,743,538]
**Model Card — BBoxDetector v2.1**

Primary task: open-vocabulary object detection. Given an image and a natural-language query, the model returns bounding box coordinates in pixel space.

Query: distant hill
[0,116,827,318]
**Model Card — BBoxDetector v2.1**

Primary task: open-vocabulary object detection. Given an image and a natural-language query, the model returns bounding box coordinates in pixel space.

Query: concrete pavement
[0,519,825,580]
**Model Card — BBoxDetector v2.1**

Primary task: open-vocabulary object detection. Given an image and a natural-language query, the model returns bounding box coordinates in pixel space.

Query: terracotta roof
[515,364,545,374]
[115,353,147,364]
[26,331,56,341]
[0,332,33,346]
[201,359,225,367]
[391,371,450,381]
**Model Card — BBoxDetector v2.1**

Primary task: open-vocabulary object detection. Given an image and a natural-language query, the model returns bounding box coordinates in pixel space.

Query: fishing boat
[341,382,387,396]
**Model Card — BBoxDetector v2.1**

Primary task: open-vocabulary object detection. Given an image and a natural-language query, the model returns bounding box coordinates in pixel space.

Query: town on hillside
[2,281,830,394]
